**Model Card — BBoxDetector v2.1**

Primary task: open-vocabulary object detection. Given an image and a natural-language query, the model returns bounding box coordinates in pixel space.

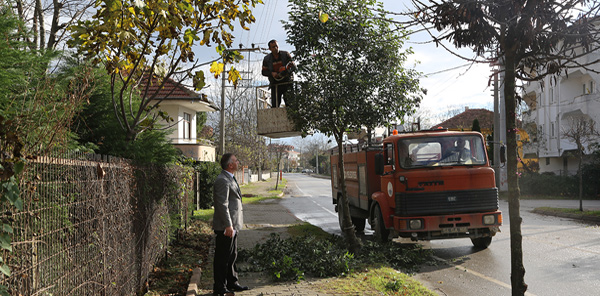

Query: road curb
[531,209,600,224]
[186,267,202,296]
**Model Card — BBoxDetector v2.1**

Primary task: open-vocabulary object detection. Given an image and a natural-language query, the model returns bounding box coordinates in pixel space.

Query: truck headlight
[483,214,496,225]
[409,219,423,230]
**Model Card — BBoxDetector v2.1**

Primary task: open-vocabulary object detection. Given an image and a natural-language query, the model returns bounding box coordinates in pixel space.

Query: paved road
[281,173,600,296]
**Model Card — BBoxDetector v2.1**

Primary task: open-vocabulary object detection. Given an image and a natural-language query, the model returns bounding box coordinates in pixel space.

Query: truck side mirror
[500,145,506,163]
[375,153,384,175]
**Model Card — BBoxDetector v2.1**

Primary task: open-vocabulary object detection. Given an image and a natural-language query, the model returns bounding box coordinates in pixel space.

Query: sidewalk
[187,177,339,296]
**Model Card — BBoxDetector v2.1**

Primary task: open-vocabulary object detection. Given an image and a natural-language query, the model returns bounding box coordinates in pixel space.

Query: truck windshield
[398,135,487,168]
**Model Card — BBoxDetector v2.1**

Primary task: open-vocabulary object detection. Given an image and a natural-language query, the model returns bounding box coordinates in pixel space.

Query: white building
[521,53,600,175]
[142,76,219,161]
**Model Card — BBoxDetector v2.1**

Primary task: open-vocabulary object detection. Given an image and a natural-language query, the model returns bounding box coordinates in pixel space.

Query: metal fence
[1,151,192,295]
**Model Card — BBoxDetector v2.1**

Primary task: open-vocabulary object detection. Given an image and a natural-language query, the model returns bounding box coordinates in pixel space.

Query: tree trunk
[505,49,527,296]
[275,161,280,190]
[579,152,583,211]
[336,134,361,253]
[47,0,62,50]
[35,0,45,50]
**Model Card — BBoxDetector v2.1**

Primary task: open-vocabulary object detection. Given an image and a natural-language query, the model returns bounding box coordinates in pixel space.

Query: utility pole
[493,67,500,188]
[316,150,319,174]
[218,46,264,155]
[219,66,226,154]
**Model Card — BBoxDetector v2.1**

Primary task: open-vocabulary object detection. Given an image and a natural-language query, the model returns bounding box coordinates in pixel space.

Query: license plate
[441,227,468,234]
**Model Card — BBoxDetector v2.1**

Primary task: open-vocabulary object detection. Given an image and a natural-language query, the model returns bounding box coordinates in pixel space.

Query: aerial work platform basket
[256,85,301,138]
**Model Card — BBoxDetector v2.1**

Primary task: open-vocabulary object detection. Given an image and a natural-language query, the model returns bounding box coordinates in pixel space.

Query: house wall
[157,104,198,144]
[538,155,583,176]
[173,144,216,161]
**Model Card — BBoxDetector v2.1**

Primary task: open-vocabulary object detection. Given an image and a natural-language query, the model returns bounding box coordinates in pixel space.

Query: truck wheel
[373,204,389,243]
[471,236,492,249]
[352,217,366,232]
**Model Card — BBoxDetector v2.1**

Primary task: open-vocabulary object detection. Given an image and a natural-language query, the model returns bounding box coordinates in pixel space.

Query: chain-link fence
[1,151,192,295]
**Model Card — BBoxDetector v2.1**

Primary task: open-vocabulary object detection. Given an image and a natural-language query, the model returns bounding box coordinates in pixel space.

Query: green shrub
[519,171,599,197]
[181,159,221,209]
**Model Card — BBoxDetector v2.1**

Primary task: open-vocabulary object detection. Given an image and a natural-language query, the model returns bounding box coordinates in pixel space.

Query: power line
[423,63,472,76]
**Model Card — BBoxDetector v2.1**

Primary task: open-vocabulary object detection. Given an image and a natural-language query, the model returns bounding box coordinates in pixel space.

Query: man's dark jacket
[262,51,295,84]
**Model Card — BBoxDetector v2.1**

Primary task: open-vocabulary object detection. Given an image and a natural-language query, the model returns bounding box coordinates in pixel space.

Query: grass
[241,178,287,204]
[534,207,600,218]
[192,178,288,220]
[192,208,213,221]
[315,267,436,296]
[287,222,332,240]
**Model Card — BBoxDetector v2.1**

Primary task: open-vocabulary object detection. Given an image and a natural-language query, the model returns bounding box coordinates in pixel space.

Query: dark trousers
[213,231,239,292]
[270,83,292,108]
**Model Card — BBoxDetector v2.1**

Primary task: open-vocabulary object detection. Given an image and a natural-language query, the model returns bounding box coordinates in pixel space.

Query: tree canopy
[285,0,422,137]
[284,0,423,251]
[68,0,262,141]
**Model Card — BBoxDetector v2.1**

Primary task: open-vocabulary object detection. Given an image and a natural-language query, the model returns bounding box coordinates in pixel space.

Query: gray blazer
[212,170,243,231]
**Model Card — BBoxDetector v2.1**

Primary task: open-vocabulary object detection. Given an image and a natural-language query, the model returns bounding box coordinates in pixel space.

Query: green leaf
[2,224,12,234]
[13,198,23,211]
[0,234,12,252]
[14,161,24,175]
[193,71,206,91]
[0,264,10,277]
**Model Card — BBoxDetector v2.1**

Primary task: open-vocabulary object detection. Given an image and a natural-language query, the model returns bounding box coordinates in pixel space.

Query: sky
[197,0,496,144]
[198,0,495,113]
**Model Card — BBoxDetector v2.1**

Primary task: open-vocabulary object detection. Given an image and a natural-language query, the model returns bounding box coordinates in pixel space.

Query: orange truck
[330,129,502,248]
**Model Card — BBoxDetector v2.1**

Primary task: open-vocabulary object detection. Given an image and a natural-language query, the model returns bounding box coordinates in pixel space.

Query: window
[583,83,587,95]
[551,122,555,138]
[183,112,191,139]
[546,157,550,166]
[400,136,486,168]
[550,87,554,104]
[384,143,394,166]
[590,81,595,94]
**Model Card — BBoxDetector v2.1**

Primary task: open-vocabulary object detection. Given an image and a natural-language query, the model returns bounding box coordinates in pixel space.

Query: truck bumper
[393,211,502,241]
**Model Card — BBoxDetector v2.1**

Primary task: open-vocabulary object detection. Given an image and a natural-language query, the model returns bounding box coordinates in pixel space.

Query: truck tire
[373,204,389,243]
[471,236,492,249]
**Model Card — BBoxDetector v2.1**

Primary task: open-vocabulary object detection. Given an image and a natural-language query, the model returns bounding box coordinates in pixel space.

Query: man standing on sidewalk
[212,153,249,296]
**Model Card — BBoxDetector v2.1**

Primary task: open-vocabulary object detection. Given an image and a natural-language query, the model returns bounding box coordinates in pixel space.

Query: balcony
[173,139,216,161]
[522,142,539,159]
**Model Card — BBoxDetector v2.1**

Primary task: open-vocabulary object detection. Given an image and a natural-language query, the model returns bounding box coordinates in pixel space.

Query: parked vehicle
[302,168,314,173]
[330,129,503,248]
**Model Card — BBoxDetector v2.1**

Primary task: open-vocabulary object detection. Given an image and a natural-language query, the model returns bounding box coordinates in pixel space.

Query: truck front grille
[395,188,498,216]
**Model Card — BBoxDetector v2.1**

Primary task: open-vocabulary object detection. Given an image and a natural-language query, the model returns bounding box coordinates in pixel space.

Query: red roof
[432,108,494,130]
[138,75,199,99]
[431,108,521,131]
[138,75,218,111]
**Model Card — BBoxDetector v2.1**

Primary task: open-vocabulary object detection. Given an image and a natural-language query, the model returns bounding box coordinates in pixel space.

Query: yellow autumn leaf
[319,10,329,23]
[228,67,240,86]
[210,61,224,78]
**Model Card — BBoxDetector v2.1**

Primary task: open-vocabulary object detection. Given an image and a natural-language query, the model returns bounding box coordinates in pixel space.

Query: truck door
[381,142,396,204]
